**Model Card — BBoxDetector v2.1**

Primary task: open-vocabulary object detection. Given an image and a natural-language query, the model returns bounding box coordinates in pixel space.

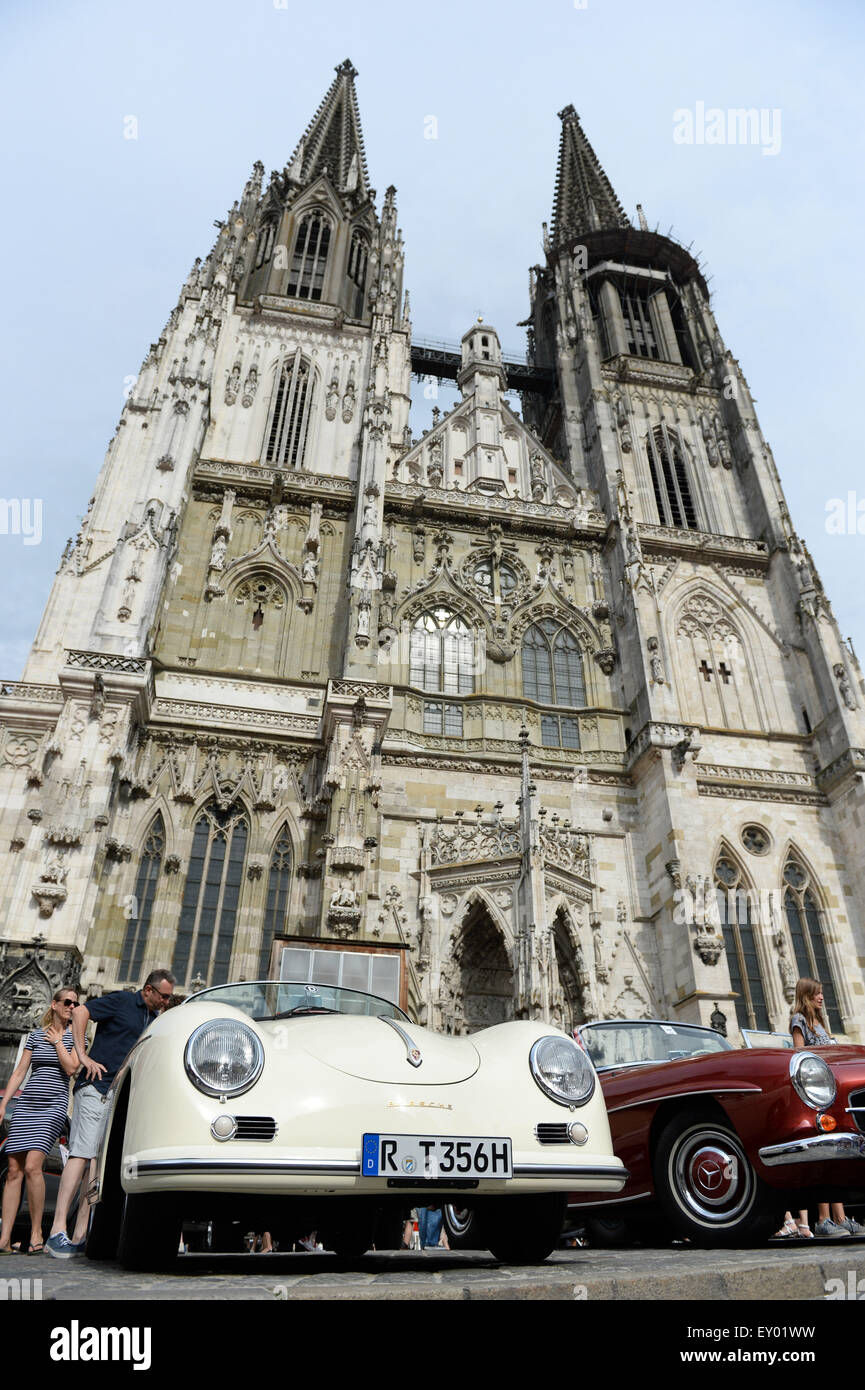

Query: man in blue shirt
[44,968,175,1258]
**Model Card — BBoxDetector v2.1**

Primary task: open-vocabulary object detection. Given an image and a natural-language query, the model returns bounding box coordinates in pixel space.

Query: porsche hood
[262,1013,481,1084]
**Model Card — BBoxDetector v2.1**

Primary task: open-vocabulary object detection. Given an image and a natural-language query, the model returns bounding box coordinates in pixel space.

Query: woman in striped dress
[0,988,79,1254]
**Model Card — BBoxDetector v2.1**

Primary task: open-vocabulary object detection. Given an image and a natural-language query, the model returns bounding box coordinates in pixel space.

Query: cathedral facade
[2,60,864,1058]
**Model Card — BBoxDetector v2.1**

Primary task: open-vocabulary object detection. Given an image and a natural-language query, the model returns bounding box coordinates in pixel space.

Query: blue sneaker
[44,1233,78,1259]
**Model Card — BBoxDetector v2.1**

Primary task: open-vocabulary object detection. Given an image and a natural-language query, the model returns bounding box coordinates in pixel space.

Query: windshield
[579,1021,733,1070]
[185,979,410,1023]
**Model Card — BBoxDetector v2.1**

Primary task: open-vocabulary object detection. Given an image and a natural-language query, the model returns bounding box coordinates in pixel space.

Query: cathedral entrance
[552,908,591,1032]
[447,900,514,1034]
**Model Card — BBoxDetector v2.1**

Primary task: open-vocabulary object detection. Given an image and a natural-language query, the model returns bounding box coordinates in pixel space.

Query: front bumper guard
[758,1132,865,1167]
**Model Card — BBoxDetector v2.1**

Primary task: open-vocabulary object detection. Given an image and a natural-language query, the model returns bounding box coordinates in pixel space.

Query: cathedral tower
[0,69,862,1057]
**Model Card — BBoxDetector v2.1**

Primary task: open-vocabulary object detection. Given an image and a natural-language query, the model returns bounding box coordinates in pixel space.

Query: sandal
[796,1223,815,1239]
[28,1243,44,1255]
[773,1219,798,1239]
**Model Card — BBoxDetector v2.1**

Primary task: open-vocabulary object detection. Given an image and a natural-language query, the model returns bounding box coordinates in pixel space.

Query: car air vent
[234,1116,278,1141]
[534,1123,570,1144]
[848,1090,865,1136]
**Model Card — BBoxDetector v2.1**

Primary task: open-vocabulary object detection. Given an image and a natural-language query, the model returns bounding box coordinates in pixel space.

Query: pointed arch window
[120,815,164,981]
[254,219,277,270]
[259,827,293,977]
[173,802,248,988]
[347,230,369,318]
[264,351,314,469]
[288,211,331,301]
[646,424,697,529]
[783,857,843,1032]
[714,857,769,1032]
[409,609,475,694]
[522,619,586,708]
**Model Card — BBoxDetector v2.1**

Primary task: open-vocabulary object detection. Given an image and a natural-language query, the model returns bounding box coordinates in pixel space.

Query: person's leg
[416,1208,429,1247]
[0,1154,25,1249]
[23,1150,47,1249]
[426,1208,443,1248]
[49,1156,87,1238]
[69,1163,94,1245]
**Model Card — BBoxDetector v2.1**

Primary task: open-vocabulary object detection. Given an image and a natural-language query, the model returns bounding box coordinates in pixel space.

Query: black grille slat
[233,1116,278,1141]
[848,1090,865,1136]
[534,1123,570,1144]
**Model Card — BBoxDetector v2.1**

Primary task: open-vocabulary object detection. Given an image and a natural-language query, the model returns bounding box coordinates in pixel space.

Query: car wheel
[442,1205,478,1250]
[653,1109,773,1245]
[117,1193,181,1271]
[477,1194,566,1265]
[584,1214,632,1248]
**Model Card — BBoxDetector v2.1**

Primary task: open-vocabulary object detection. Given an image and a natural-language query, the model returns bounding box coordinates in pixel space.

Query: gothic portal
[2,60,864,1061]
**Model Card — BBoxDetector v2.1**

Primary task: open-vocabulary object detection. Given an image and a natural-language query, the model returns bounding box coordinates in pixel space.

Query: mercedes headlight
[790,1051,836,1110]
[184,1019,264,1098]
[530,1035,595,1107]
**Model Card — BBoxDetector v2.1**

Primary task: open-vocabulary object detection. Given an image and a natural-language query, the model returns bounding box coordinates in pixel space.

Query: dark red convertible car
[566,1019,865,1245]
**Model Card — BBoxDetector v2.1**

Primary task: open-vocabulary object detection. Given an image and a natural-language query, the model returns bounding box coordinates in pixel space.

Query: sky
[0,0,863,678]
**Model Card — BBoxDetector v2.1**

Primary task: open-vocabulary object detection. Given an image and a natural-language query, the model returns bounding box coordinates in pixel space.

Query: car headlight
[184,1020,264,1098]
[790,1051,837,1110]
[530,1035,595,1107]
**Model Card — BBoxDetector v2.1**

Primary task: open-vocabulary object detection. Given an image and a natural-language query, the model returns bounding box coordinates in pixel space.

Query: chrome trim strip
[568,1190,652,1209]
[130,1157,628,1181]
[133,1157,362,1175]
[758,1133,865,1166]
[607,1087,759,1114]
[512,1164,629,1180]
[378,1016,423,1068]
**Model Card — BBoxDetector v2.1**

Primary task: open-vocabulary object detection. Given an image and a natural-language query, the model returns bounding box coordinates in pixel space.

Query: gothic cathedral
[2,60,864,1062]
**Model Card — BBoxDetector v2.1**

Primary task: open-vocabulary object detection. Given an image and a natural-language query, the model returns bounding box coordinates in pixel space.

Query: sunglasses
[60,999,78,1008]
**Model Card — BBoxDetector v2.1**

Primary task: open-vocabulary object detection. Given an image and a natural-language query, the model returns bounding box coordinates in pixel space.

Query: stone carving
[529,451,547,502]
[773,926,797,1003]
[327,883,362,936]
[614,394,632,452]
[225,359,241,406]
[429,820,521,867]
[31,856,69,918]
[325,367,340,421]
[539,824,590,877]
[341,363,356,423]
[834,663,857,711]
[647,636,665,684]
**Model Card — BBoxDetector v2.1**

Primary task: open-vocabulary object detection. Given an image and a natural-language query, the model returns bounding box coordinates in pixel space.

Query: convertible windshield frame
[184,979,410,1024]
[577,1019,734,1072]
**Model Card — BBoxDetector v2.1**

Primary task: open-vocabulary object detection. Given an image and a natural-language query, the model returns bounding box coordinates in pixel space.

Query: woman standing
[0,988,79,1255]
[790,978,861,1239]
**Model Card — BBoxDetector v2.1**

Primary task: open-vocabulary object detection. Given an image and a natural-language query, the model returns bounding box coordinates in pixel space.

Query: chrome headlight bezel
[530,1035,596,1108]
[790,1050,837,1110]
[184,1019,264,1098]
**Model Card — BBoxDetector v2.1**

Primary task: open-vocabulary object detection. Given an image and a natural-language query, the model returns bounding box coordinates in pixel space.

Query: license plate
[362,1133,512,1179]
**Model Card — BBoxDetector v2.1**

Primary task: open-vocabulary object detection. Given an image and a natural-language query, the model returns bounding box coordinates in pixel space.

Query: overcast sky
[1,0,863,678]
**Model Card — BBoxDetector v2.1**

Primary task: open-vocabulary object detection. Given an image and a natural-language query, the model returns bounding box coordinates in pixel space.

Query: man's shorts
[68,1085,109,1160]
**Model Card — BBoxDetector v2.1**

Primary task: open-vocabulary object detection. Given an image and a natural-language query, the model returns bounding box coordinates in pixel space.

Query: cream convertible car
[86,980,626,1268]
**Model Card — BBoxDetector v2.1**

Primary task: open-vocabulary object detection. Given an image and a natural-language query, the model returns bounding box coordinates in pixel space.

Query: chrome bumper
[129,1157,627,1183]
[759,1133,865,1167]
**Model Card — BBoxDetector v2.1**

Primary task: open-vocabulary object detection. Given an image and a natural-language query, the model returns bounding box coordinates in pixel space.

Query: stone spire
[284,58,371,200]
[551,105,630,244]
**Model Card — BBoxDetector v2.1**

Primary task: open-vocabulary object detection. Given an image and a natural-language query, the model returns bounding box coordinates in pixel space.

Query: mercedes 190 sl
[565,1018,865,1245]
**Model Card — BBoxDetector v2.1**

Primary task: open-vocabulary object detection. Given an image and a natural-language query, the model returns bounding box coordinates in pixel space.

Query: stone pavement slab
[1,1241,864,1301]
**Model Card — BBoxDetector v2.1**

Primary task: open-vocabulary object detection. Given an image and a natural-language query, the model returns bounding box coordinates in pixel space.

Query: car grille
[534,1123,571,1144]
[848,1089,865,1136]
[233,1117,278,1141]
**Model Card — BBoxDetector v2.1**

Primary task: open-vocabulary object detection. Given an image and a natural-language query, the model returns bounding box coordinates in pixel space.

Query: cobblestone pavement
[2,1240,864,1301]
